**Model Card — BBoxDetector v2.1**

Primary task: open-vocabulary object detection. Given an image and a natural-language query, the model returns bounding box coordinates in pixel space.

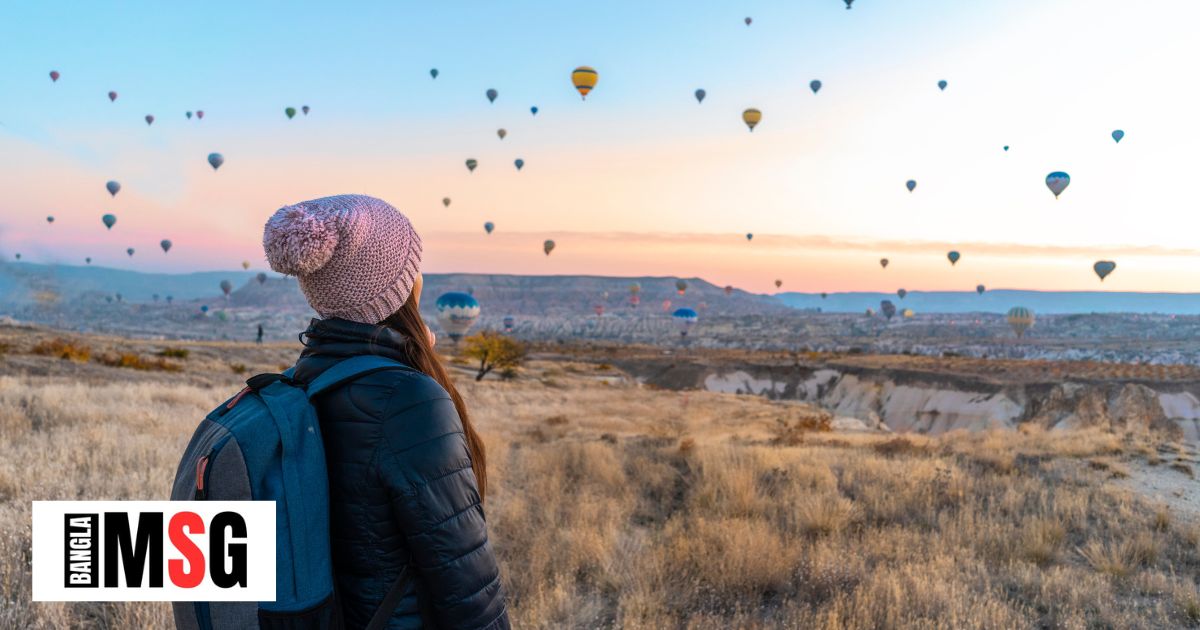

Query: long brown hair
[381,294,488,500]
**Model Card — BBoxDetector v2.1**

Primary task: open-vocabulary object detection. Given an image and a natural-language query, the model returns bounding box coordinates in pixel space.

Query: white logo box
[32,501,276,602]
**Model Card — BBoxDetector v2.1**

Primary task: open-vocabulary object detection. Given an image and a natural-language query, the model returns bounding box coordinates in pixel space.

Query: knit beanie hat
[262,194,422,324]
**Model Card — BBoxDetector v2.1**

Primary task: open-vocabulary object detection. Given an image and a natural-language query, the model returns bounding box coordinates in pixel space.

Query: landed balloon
[50,70,60,82]
[897,288,907,299]
[106,180,121,196]
[497,128,507,140]
[543,239,555,256]
[976,284,986,295]
[466,158,478,173]
[694,89,706,103]
[108,91,118,102]
[880,258,889,269]
[676,279,688,295]
[302,105,310,116]
[1093,260,1117,281]
[160,239,172,253]
[937,80,948,91]
[484,222,494,234]
[1045,171,1070,198]
[126,247,135,257]
[880,300,897,321]
[144,114,154,126]
[285,107,296,119]
[435,291,481,342]
[1007,306,1035,338]
[810,80,822,94]
[1112,129,1124,143]
[207,153,224,170]
[572,67,598,99]
[514,158,524,171]
[102,214,117,230]
[256,272,267,285]
[220,280,233,296]
[429,68,438,79]
[742,108,762,131]
[673,308,699,337]
[906,179,916,192]
[442,198,451,208]
[947,250,961,265]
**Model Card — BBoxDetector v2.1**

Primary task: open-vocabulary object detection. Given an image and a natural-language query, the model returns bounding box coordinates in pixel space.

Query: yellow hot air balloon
[572,66,598,100]
[742,108,762,132]
[241,260,250,270]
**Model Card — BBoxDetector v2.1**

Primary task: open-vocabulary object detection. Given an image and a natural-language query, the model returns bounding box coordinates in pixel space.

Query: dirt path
[1119,442,1200,525]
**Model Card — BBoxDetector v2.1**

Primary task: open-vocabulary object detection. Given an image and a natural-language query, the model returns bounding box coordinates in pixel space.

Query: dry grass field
[1,326,1199,628]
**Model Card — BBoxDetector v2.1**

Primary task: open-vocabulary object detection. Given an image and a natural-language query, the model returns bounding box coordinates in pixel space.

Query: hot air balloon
[108,91,117,102]
[676,279,688,295]
[628,282,641,295]
[1112,130,1124,143]
[976,284,986,295]
[746,233,753,241]
[49,70,60,82]
[430,68,439,79]
[947,250,961,265]
[742,108,762,131]
[543,240,555,256]
[514,158,524,171]
[572,66,598,99]
[201,305,209,314]
[694,89,706,103]
[102,214,117,230]
[810,80,822,94]
[435,292,481,342]
[937,80,948,91]
[662,299,672,312]
[906,179,916,192]
[106,180,121,196]
[466,159,478,173]
[1045,172,1070,198]
[257,272,267,284]
[821,292,828,299]
[774,279,782,289]
[503,315,515,332]
[865,308,875,317]
[902,308,915,319]
[208,153,224,170]
[897,288,907,299]
[724,285,733,296]
[1007,307,1034,338]
[497,128,507,140]
[241,261,250,270]
[629,295,641,308]
[160,239,172,253]
[845,0,854,8]
[880,300,896,321]
[46,216,54,223]
[1003,145,1009,151]
[485,88,498,104]
[166,295,173,303]
[302,105,310,116]
[744,17,752,26]
[1093,260,1117,281]
[187,111,193,119]
[14,253,20,260]
[144,115,154,126]
[285,107,296,119]
[484,222,494,234]
[530,106,538,115]
[126,247,135,257]
[85,257,91,264]
[220,280,233,296]
[196,110,204,120]
[673,308,698,337]
[880,258,889,269]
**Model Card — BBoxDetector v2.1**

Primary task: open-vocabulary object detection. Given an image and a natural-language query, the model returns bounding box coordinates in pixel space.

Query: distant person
[262,195,508,629]
[256,323,263,344]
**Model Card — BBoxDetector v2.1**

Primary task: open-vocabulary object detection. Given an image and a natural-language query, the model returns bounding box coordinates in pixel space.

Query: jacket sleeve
[376,380,509,630]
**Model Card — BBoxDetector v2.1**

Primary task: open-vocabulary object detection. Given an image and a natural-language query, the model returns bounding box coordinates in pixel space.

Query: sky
[1,0,1198,294]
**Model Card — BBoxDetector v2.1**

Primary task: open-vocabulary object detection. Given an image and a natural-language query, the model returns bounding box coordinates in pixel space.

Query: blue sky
[2,1,1197,292]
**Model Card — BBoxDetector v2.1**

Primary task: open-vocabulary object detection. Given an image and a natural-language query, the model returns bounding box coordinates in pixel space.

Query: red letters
[168,511,206,588]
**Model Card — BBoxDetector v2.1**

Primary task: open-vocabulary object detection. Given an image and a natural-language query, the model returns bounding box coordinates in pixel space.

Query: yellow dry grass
[1,336,1198,629]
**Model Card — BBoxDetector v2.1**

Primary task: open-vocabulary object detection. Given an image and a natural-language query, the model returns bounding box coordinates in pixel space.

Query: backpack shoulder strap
[365,565,412,630]
[305,355,413,399]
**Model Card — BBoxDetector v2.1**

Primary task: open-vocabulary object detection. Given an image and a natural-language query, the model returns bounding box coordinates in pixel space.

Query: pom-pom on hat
[263,194,422,324]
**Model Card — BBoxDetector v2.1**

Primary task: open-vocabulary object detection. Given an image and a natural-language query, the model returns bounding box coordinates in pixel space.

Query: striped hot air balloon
[572,66,598,99]
[742,108,762,131]
[435,292,481,342]
[1007,307,1035,338]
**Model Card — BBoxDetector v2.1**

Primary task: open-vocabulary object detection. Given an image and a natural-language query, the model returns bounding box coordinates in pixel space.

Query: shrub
[770,411,833,446]
[157,347,190,359]
[31,338,91,362]
[95,352,181,372]
[230,363,248,375]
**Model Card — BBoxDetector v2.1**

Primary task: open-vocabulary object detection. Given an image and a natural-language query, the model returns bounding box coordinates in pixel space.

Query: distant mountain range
[3,262,1199,315]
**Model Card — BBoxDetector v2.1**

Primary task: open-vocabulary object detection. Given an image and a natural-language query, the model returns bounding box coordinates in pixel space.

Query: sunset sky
[2,0,1198,293]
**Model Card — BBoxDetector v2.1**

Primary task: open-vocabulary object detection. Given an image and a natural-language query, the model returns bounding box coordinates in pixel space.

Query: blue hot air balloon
[1093,260,1117,281]
[906,179,917,192]
[160,239,172,253]
[672,307,699,337]
[810,80,822,94]
[1112,129,1124,143]
[126,247,135,257]
[845,0,854,7]
[102,214,117,230]
[430,68,439,79]
[486,88,498,104]
[514,158,524,171]
[484,222,494,234]
[201,305,209,314]
[746,233,753,241]
[880,300,897,321]
[947,250,961,265]
[503,315,515,333]
[106,180,121,197]
[1045,171,1070,198]
[435,292,481,342]
[1003,145,1009,152]
[207,153,224,170]
[530,106,538,115]
[937,80,948,91]
[694,89,706,103]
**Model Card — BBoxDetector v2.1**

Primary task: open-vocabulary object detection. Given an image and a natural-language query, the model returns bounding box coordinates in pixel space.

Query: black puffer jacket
[292,318,509,630]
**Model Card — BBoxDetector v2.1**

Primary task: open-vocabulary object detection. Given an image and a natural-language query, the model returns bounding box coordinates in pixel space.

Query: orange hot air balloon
[572,66,598,100]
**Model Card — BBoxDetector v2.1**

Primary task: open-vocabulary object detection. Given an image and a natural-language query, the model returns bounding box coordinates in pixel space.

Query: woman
[263,194,509,630]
